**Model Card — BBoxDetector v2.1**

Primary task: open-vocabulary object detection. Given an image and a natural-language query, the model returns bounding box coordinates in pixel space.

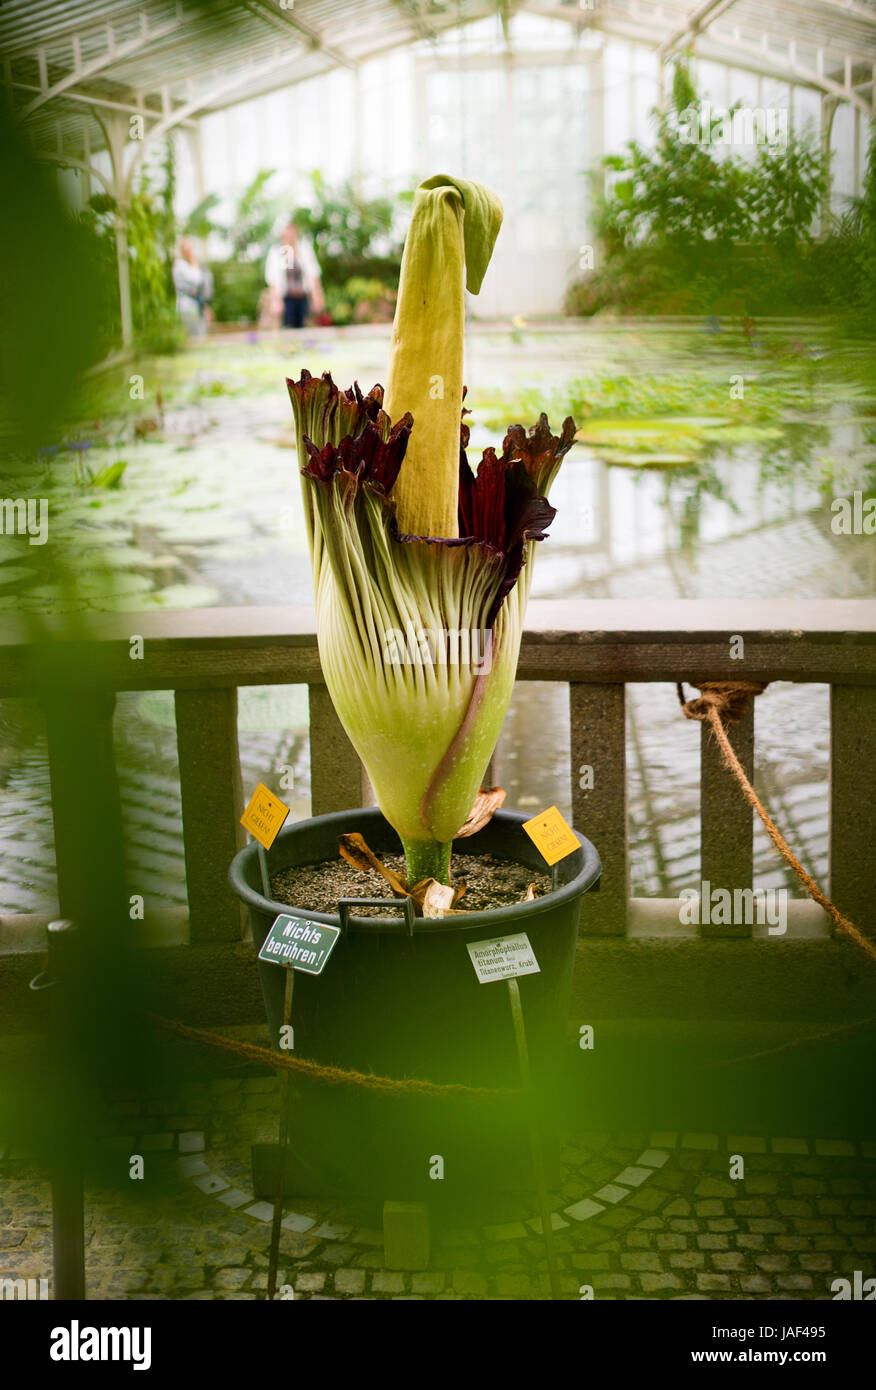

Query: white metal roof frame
[4,0,871,342]
[3,0,874,169]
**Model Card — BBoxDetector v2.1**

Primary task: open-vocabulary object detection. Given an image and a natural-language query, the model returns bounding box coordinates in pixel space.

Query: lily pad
[58,520,136,546]
[714,425,783,443]
[63,545,159,570]
[149,584,220,608]
[76,571,152,597]
[0,565,37,586]
[600,452,698,469]
[0,539,28,562]
[20,587,81,612]
[576,416,733,444]
[139,554,184,569]
[25,572,153,610]
[155,515,251,544]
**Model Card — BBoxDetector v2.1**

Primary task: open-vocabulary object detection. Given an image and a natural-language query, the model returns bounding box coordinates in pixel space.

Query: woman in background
[265,221,325,329]
[172,238,207,337]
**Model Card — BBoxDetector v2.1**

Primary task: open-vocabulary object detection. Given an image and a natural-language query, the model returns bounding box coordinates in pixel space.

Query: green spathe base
[400,837,452,887]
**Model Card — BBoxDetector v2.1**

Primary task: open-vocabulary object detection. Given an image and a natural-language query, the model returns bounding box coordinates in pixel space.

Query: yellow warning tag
[522,805,579,867]
[241,782,290,850]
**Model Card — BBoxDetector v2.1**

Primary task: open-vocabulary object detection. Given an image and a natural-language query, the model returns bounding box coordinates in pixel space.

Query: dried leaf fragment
[455,786,507,839]
[338,833,408,896]
[421,880,457,918]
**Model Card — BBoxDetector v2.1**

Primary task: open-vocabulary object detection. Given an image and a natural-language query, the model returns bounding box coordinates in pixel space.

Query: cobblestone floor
[2,1071,874,1302]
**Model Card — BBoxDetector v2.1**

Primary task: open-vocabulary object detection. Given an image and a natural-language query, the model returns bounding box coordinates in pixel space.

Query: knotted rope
[147,682,874,1093]
[144,1011,519,1102]
[677,680,876,965]
[678,679,769,724]
[704,1012,876,1071]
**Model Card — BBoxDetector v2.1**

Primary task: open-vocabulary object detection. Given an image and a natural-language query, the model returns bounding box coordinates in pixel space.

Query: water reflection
[1,352,871,914]
[534,421,870,603]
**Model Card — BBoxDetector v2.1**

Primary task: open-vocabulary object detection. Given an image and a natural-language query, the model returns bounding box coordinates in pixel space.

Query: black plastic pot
[229,806,600,1202]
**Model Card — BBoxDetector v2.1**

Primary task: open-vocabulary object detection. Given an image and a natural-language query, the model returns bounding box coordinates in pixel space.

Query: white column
[187,122,205,204]
[115,213,134,347]
[820,94,838,234]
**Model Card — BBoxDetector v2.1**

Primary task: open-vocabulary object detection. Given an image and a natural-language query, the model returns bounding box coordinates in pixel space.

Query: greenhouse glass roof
[1,0,873,163]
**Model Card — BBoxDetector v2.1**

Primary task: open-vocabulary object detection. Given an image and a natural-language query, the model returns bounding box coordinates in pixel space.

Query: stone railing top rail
[1,600,875,696]
[1,598,874,643]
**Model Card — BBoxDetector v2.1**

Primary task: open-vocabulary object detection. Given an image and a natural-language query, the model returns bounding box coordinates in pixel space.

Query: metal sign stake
[52,1167,86,1301]
[256,840,272,899]
[30,919,86,1300]
[506,976,562,1301]
[267,965,294,1301]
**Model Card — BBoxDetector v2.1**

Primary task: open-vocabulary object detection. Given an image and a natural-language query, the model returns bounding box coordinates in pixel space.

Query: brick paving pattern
[2,1076,874,1301]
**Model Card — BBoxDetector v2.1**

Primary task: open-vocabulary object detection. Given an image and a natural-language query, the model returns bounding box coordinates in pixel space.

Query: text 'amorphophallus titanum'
[287,174,575,888]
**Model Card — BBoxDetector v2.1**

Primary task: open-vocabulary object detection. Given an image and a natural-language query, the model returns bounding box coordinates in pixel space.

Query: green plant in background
[187,168,406,325]
[183,169,282,255]
[287,176,574,887]
[294,170,406,305]
[82,459,128,490]
[568,59,835,318]
[71,202,122,360]
[225,168,284,261]
[0,114,169,1190]
[79,140,184,353]
[208,261,266,323]
[182,190,224,242]
[193,168,284,323]
[748,135,824,250]
[603,62,755,253]
[324,276,397,326]
[823,126,876,324]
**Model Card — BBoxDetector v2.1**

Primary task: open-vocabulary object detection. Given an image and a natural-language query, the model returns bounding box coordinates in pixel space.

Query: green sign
[258,914,340,976]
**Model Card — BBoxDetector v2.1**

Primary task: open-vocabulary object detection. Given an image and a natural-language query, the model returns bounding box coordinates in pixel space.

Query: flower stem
[401,837,452,888]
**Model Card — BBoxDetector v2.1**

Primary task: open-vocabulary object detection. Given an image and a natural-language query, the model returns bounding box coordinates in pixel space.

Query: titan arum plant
[287,175,575,891]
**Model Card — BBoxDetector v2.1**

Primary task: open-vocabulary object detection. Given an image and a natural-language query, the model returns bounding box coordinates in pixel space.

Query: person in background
[172,238,206,337]
[265,221,325,329]
[200,261,214,330]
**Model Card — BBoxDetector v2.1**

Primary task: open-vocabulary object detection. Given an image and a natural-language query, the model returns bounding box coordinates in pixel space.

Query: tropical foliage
[293,170,406,291]
[78,141,184,353]
[567,61,875,320]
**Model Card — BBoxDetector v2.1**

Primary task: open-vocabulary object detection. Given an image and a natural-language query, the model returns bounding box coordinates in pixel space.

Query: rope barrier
[148,680,874,1092]
[143,1011,520,1102]
[677,680,876,965]
[678,679,876,1072]
[703,1013,876,1071]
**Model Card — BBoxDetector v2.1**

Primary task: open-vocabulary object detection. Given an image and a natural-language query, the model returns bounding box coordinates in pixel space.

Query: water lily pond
[4,320,874,613]
[1,320,873,914]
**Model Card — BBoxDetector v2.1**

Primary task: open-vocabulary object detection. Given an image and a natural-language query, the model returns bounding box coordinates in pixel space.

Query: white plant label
[466,931,540,983]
